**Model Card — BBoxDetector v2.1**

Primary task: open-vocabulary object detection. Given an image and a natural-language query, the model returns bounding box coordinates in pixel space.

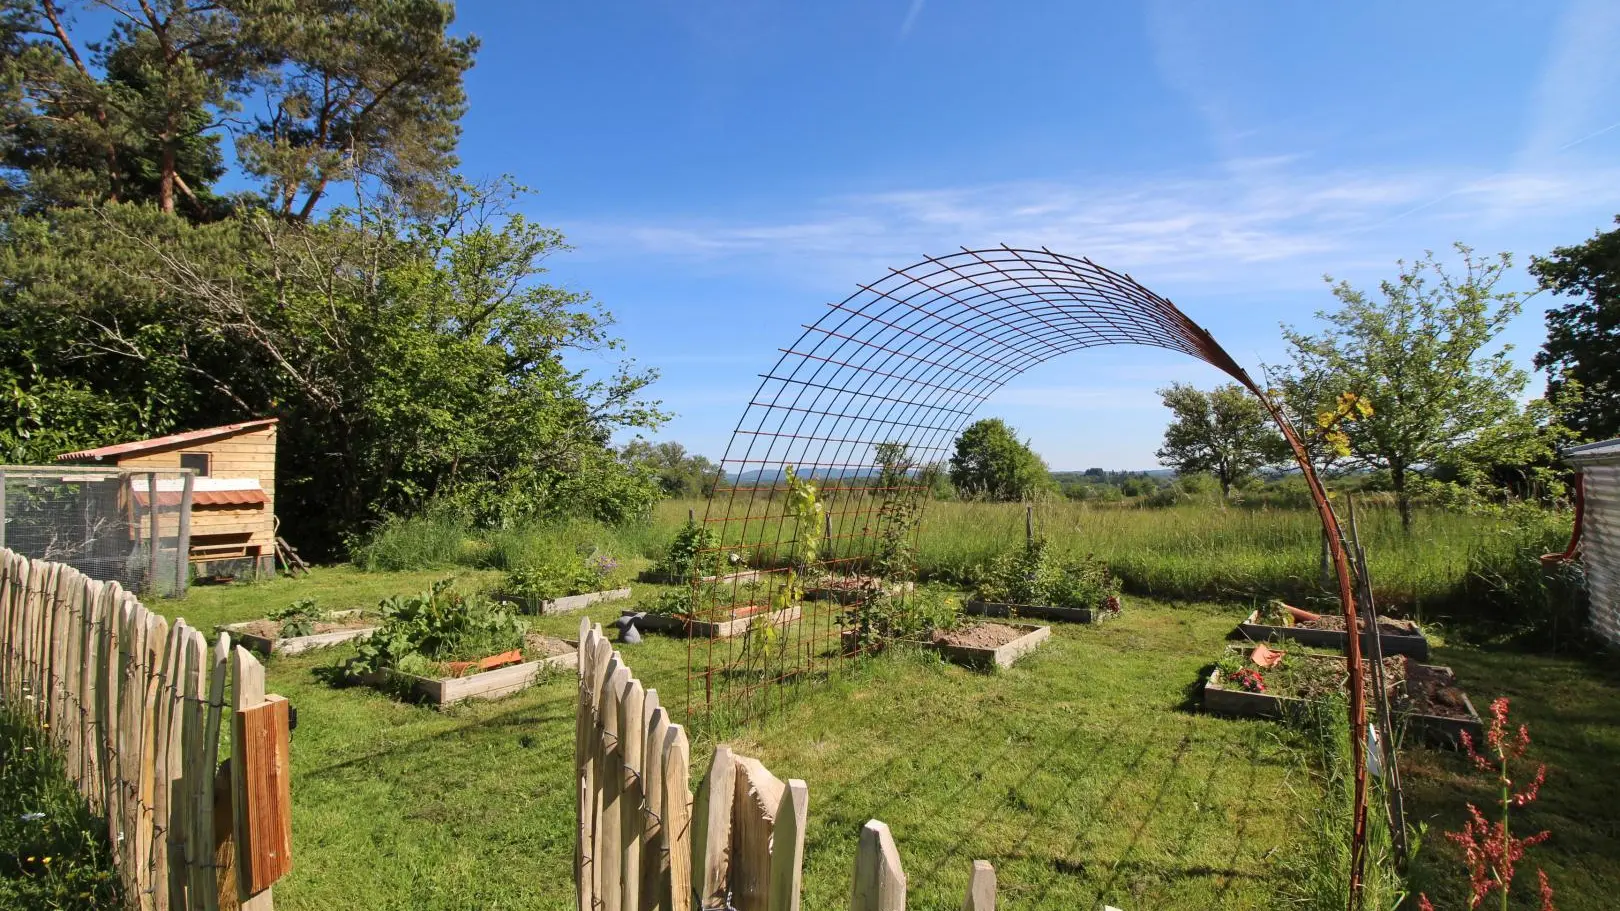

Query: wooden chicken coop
[56,418,281,578]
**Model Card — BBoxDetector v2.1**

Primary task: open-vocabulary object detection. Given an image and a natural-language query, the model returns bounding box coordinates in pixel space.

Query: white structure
[1566,438,1620,646]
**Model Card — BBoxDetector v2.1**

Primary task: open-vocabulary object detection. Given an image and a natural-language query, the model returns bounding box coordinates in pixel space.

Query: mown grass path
[155,568,1620,910]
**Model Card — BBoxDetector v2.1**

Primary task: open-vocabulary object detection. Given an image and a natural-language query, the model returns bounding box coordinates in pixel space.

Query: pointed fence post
[732,757,785,911]
[662,725,693,911]
[598,658,629,911]
[961,861,995,911]
[619,678,646,911]
[768,781,809,911]
[850,820,905,911]
[691,745,736,909]
[642,695,671,911]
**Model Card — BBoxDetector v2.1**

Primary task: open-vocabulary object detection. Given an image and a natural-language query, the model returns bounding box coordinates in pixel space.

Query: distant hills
[728,466,1175,484]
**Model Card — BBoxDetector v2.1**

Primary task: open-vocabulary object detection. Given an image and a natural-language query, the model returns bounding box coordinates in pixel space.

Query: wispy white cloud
[1518,0,1620,166]
[564,160,1620,291]
[898,0,926,39]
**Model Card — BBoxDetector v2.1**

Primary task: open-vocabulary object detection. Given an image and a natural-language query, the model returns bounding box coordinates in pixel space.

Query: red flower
[1440,697,1555,910]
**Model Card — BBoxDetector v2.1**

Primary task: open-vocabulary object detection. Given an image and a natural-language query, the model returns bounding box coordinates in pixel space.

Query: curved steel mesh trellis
[688,246,1371,897]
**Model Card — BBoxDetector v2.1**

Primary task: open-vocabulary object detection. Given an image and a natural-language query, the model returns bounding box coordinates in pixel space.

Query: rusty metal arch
[688,246,1369,890]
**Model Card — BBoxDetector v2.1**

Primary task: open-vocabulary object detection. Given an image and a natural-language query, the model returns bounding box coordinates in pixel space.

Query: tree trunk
[158,136,177,214]
[1392,464,1412,532]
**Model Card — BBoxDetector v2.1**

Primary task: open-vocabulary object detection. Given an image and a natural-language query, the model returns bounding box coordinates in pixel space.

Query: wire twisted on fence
[686,246,1375,903]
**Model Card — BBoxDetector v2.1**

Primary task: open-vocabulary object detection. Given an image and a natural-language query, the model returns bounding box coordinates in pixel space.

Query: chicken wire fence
[0,465,193,597]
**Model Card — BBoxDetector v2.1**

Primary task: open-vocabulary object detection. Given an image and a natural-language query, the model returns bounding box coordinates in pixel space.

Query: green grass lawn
[148,568,1620,911]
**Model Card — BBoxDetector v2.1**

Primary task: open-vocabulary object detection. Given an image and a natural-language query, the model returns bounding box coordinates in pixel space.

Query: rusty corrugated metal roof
[56,418,279,463]
[132,489,269,508]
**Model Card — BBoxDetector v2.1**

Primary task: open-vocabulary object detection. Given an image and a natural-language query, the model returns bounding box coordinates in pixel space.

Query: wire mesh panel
[689,246,1376,892]
[0,465,193,597]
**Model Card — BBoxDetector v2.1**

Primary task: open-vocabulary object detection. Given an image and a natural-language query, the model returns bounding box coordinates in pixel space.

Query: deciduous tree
[1154,383,1288,497]
[1280,246,1560,530]
[1532,216,1620,441]
[948,418,1051,501]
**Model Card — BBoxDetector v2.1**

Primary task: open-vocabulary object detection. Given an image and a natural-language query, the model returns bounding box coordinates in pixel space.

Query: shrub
[972,538,1122,609]
[656,520,723,580]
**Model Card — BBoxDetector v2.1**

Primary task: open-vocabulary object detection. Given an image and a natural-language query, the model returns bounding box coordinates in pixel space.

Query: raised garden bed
[221,609,378,656]
[803,576,914,603]
[1202,645,1483,748]
[964,597,1120,624]
[495,587,632,615]
[907,621,1050,669]
[628,604,801,639]
[638,569,765,586]
[1400,662,1484,748]
[1236,605,1429,659]
[359,634,579,706]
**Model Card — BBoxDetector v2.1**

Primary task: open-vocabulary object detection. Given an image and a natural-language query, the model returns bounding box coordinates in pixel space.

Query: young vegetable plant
[350,579,526,677]
[268,598,322,638]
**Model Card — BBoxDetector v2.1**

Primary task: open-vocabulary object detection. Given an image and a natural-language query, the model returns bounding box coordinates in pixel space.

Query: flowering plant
[1229,667,1266,693]
[1419,697,1554,911]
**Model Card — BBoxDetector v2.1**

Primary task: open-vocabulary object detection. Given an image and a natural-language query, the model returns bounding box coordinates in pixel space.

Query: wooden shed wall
[115,426,277,550]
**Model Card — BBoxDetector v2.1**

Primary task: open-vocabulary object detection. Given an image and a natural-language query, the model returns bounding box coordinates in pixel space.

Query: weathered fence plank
[851,821,906,911]
[962,861,995,911]
[0,549,289,911]
[769,781,809,911]
[662,725,693,911]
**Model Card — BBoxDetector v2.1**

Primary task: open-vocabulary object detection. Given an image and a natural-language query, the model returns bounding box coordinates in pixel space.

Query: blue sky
[447,0,1620,470]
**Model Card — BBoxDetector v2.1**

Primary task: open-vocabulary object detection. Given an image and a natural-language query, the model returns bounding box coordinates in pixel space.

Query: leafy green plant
[657,520,723,580]
[783,465,825,569]
[350,579,526,675]
[269,598,322,638]
[0,705,122,911]
[843,584,963,648]
[972,538,1122,610]
[505,553,596,603]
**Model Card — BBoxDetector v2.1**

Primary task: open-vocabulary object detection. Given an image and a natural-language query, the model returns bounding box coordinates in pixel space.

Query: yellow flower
[42,857,51,864]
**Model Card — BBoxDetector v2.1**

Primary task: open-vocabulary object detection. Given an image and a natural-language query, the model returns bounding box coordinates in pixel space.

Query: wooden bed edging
[627,605,803,639]
[220,609,377,656]
[964,599,1118,624]
[361,647,579,706]
[638,569,765,586]
[1235,609,1430,659]
[496,587,633,616]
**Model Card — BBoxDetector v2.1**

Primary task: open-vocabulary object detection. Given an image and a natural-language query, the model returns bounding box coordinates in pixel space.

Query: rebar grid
[686,246,1371,901]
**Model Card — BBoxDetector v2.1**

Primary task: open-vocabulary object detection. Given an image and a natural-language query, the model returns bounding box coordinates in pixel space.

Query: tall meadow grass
[351,496,1576,630]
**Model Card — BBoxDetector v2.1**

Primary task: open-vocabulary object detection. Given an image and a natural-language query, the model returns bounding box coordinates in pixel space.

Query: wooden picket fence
[576,617,999,911]
[0,548,292,911]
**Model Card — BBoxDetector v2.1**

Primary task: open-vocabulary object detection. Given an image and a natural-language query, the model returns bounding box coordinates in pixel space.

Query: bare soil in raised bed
[523,633,575,659]
[1277,613,1419,636]
[931,622,1028,649]
[1401,662,1473,720]
[237,616,375,639]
